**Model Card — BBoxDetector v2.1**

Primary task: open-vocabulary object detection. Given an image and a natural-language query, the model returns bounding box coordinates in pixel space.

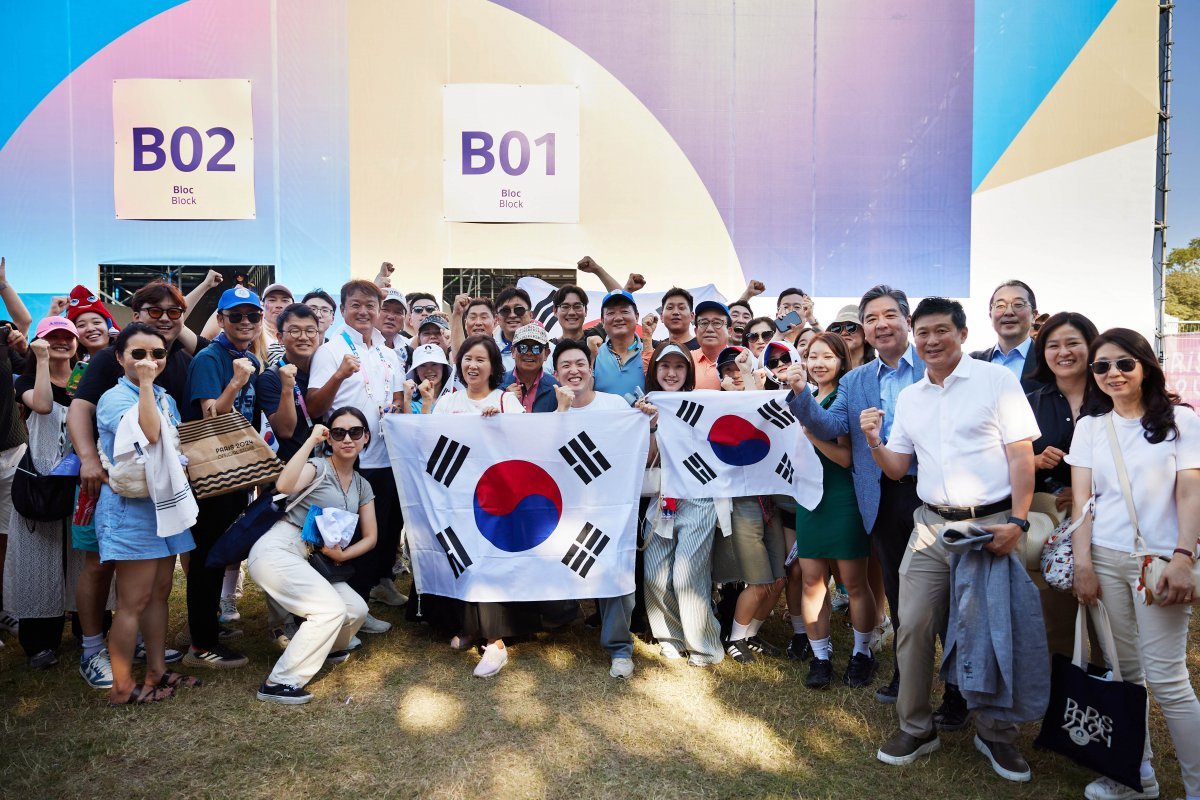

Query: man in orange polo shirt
[692,300,731,390]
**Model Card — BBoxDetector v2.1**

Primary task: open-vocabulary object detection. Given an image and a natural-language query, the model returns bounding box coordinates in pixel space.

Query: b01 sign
[443,85,579,223]
[113,79,255,220]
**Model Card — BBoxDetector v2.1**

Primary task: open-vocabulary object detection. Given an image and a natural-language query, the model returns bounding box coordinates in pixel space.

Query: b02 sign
[113,79,255,220]
[443,85,579,223]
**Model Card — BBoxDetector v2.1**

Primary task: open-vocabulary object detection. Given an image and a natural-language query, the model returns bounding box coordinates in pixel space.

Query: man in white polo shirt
[860,297,1040,783]
[307,279,406,626]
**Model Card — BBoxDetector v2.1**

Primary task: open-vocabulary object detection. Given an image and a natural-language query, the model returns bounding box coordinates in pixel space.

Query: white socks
[791,615,806,635]
[852,628,873,657]
[747,618,766,638]
[82,633,105,660]
[810,636,832,661]
[730,621,751,641]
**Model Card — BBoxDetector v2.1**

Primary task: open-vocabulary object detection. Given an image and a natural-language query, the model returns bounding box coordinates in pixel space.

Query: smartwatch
[1007,516,1030,533]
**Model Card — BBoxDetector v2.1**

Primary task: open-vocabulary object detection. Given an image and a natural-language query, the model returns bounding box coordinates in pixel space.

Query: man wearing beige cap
[499,323,558,413]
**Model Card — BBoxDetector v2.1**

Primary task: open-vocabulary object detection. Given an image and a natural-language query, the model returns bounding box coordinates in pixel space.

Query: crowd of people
[0,255,1196,799]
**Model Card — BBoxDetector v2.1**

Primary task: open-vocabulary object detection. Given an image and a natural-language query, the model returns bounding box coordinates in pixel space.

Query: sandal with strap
[107,685,143,707]
[136,683,174,704]
[159,670,203,690]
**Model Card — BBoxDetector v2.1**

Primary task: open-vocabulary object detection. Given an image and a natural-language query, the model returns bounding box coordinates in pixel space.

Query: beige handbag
[177,412,283,499]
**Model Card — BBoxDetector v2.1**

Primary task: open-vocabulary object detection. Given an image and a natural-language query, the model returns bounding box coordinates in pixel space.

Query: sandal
[136,683,174,704]
[158,670,203,690]
[107,685,143,707]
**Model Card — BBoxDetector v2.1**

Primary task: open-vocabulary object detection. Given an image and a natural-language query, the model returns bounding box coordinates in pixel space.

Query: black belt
[924,497,1011,522]
[882,475,917,485]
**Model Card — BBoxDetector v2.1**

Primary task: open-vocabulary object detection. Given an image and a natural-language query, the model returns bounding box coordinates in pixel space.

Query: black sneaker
[843,652,880,687]
[183,644,249,670]
[325,649,350,665]
[745,635,783,658]
[805,657,833,688]
[725,638,756,664]
[874,669,900,704]
[256,681,312,705]
[933,683,971,732]
[787,633,812,661]
[28,649,59,670]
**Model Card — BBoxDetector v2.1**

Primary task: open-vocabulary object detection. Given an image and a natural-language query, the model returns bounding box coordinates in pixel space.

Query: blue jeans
[597,593,635,659]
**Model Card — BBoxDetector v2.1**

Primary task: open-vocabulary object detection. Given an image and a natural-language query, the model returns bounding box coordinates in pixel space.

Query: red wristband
[1173,547,1196,560]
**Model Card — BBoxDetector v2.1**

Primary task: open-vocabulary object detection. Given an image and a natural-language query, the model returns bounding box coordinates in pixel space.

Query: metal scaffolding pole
[1155,2,1173,357]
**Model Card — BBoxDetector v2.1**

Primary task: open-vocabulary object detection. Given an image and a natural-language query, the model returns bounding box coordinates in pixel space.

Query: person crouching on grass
[249,408,377,705]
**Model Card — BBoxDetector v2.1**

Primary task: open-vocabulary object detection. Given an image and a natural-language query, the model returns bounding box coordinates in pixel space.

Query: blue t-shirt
[592,338,644,405]
[184,342,260,424]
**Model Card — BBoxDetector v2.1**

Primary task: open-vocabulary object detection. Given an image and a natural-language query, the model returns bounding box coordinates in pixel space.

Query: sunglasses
[223,311,262,324]
[828,322,860,334]
[498,306,529,318]
[516,342,545,355]
[766,356,792,369]
[1090,358,1138,375]
[142,307,184,320]
[329,426,366,441]
[128,348,168,360]
[746,331,773,342]
[410,304,438,315]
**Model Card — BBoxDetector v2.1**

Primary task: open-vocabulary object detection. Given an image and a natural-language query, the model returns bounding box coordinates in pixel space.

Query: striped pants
[643,499,724,665]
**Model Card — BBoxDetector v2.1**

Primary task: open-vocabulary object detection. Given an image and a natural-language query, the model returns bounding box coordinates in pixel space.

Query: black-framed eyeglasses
[516,343,545,355]
[498,305,529,318]
[283,327,320,339]
[142,307,184,320]
[329,426,366,441]
[128,348,168,360]
[828,322,860,334]
[222,311,262,324]
[746,330,773,342]
[410,304,438,315]
[766,356,792,369]
[1090,358,1137,375]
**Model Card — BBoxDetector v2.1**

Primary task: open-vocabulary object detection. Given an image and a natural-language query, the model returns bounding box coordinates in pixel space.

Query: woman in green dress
[790,332,878,690]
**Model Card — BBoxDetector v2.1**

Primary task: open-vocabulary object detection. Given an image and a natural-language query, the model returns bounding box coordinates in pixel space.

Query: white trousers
[1091,545,1200,795]
[248,520,367,688]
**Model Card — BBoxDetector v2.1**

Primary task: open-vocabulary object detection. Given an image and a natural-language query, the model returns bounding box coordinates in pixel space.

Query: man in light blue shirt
[969,280,1042,391]
[589,290,644,404]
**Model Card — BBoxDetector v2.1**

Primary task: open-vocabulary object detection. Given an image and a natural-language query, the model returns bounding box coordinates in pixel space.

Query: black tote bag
[1034,602,1147,792]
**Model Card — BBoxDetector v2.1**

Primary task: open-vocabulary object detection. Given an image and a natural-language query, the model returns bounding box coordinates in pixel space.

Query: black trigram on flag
[559,431,611,484]
[683,452,717,485]
[426,435,470,487]
[435,526,472,578]
[532,290,559,333]
[676,399,704,427]
[775,453,795,483]
[757,399,796,429]
[561,522,610,578]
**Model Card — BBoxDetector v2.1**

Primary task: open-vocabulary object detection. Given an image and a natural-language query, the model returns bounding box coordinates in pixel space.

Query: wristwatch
[1007,516,1030,532]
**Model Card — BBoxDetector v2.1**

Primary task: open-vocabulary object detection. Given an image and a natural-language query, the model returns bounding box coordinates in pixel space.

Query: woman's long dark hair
[804,332,851,387]
[1030,311,1099,386]
[1081,327,1187,444]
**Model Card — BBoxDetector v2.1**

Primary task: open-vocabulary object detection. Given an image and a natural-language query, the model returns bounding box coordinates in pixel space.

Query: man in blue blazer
[786,285,952,711]
[499,323,559,412]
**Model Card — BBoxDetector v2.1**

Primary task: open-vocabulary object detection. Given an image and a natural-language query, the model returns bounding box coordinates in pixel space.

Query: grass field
[1,572,1196,800]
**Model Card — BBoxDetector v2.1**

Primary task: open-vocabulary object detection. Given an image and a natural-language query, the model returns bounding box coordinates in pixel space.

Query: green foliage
[1166,238,1200,320]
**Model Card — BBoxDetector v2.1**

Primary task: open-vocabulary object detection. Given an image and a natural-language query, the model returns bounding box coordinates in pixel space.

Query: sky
[1171,2,1199,252]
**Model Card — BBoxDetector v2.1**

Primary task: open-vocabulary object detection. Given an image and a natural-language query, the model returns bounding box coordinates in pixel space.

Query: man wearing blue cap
[589,289,644,404]
[180,285,265,669]
[692,300,732,390]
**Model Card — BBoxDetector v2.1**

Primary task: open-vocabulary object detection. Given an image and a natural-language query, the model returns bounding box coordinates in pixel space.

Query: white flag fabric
[384,410,650,602]
[518,276,727,340]
[647,390,823,507]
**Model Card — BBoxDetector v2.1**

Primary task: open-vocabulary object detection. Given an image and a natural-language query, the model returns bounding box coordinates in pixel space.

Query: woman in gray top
[247,406,378,705]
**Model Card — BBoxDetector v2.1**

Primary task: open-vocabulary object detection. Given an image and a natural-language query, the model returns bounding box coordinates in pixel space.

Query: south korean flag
[384,411,649,602]
[647,389,823,508]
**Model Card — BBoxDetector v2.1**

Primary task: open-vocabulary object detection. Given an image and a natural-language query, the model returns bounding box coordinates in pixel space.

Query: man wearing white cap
[379,288,411,367]
[499,323,558,413]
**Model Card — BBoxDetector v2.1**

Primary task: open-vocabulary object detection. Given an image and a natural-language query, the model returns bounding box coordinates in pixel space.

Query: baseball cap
[512,322,550,346]
[407,342,451,380]
[382,288,407,308]
[830,305,861,326]
[600,289,638,312]
[418,313,450,332]
[261,283,293,301]
[217,286,264,312]
[35,316,79,340]
[695,300,731,321]
[716,345,747,371]
[763,340,796,362]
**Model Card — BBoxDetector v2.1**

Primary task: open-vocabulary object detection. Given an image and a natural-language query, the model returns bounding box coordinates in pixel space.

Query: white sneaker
[609,657,634,679]
[369,579,408,607]
[0,611,18,634]
[831,586,850,613]
[346,635,363,652]
[870,615,894,654]
[80,649,114,689]
[658,642,686,661]
[1084,775,1159,800]
[359,613,392,634]
[218,597,241,623]
[473,644,508,677]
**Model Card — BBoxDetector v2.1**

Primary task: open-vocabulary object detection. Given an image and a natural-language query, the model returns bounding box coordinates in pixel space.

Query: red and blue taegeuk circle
[473,460,564,552]
[707,414,771,466]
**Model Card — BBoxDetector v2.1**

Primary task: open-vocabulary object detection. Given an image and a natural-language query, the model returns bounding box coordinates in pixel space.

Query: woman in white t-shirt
[1067,328,1200,800]
[434,335,524,677]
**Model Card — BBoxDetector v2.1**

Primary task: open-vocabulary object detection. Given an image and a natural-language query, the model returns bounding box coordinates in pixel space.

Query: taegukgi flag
[647,390,823,507]
[384,411,650,602]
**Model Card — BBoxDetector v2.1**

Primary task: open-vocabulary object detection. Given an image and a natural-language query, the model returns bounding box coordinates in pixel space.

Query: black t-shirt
[0,346,28,449]
[14,374,72,409]
[257,363,312,463]
[1027,382,1074,492]
[73,336,209,409]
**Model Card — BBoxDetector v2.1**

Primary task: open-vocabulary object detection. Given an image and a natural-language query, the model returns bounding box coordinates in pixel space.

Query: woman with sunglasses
[637,342,725,666]
[753,340,796,390]
[1067,329,1200,800]
[743,317,778,361]
[248,407,377,705]
[790,332,878,689]
[4,318,87,669]
[94,323,198,704]
[827,306,874,369]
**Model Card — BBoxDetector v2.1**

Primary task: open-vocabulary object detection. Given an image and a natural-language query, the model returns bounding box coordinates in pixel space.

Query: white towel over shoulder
[113,398,198,537]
